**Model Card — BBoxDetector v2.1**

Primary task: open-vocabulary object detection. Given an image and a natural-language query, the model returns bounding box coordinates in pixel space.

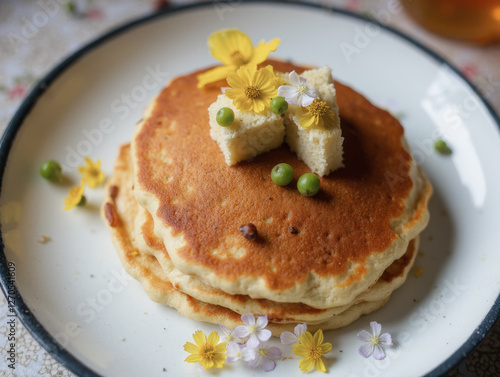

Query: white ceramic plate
[1,2,500,376]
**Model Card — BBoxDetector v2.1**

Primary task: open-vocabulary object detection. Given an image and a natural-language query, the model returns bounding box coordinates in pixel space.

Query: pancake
[102,144,392,335]
[131,59,432,308]
[136,199,418,323]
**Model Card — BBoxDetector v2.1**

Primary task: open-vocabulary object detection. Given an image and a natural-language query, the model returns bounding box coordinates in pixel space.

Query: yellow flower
[297,99,336,129]
[183,330,227,370]
[292,329,332,373]
[64,180,85,211]
[78,157,105,188]
[225,65,277,114]
[197,29,280,88]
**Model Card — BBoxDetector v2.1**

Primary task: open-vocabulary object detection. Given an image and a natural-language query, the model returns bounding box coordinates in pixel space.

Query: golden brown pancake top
[134,60,414,291]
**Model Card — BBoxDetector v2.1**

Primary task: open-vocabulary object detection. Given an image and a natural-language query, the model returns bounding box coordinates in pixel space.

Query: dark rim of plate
[0,1,499,376]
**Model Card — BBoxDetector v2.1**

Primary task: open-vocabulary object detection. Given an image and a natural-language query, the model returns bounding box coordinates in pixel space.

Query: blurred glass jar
[400,0,500,44]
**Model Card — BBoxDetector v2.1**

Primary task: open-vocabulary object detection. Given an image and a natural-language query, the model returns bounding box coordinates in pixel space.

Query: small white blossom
[277,70,319,107]
[243,341,282,372]
[218,322,242,343]
[280,323,307,345]
[234,313,272,348]
[357,321,393,360]
[226,341,244,363]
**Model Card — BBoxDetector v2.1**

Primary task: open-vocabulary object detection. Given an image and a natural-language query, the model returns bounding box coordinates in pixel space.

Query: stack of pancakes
[102,60,432,335]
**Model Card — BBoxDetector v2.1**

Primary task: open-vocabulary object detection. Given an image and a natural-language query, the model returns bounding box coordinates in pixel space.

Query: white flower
[243,341,282,372]
[218,322,242,343]
[234,313,272,348]
[357,321,393,360]
[226,341,244,363]
[280,323,307,345]
[277,70,319,107]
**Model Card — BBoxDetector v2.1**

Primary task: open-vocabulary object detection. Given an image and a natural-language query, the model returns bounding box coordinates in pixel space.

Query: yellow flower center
[259,348,267,356]
[297,85,307,93]
[245,86,261,99]
[230,50,246,66]
[308,100,329,117]
[371,337,379,345]
[200,344,217,360]
[307,345,323,360]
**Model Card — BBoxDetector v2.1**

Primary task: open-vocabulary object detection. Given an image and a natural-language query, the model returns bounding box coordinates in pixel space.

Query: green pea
[271,163,294,186]
[40,160,62,182]
[297,173,320,196]
[270,96,288,115]
[216,107,235,127]
[434,139,452,155]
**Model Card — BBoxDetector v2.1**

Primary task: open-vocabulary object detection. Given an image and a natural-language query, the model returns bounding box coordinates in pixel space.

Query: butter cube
[209,94,285,166]
[284,67,344,177]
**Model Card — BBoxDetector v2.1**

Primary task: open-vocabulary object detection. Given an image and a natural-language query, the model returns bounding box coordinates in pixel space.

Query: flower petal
[358,343,374,358]
[192,330,206,347]
[207,331,220,346]
[208,29,253,66]
[227,341,240,354]
[234,325,250,338]
[313,329,324,346]
[183,342,199,354]
[280,331,298,345]
[257,329,272,343]
[215,342,228,353]
[299,357,314,372]
[289,71,301,87]
[200,358,214,370]
[248,38,280,65]
[357,329,372,342]
[314,358,327,372]
[242,346,257,362]
[266,346,282,360]
[261,358,276,372]
[378,333,393,346]
[256,315,269,329]
[247,354,262,369]
[246,333,260,348]
[305,86,319,98]
[373,344,386,360]
[197,65,235,88]
[292,344,308,357]
[321,342,333,355]
[300,94,316,107]
[370,321,382,337]
[277,85,297,99]
[294,323,307,338]
[185,354,202,363]
[299,331,314,348]
[241,313,256,327]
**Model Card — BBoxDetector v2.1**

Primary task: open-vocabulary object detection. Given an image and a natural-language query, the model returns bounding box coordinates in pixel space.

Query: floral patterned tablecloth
[0,0,499,376]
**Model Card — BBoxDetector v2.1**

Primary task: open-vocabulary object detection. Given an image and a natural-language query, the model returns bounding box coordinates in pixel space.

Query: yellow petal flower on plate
[197,29,280,88]
[183,330,227,370]
[225,65,278,115]
[78,157,105,188]
[293,329,332,373]
[64,180,85,211]
[297,99,336,129]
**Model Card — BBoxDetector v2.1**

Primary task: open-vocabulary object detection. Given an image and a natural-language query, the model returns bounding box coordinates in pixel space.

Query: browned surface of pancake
[134,59,415,291]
